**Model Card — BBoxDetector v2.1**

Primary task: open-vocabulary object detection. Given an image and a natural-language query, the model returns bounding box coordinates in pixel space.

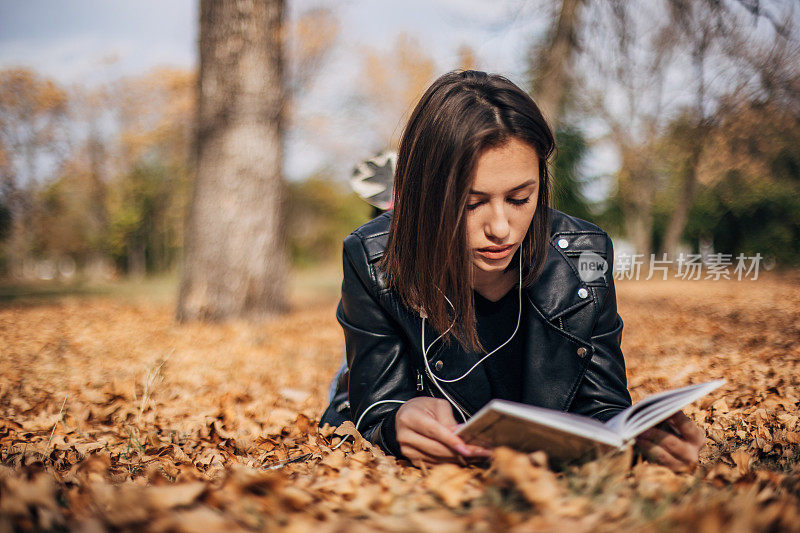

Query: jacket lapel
[520,238,599,412]
[525,239,595,326]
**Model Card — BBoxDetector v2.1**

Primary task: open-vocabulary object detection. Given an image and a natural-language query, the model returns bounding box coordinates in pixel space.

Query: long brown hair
[379,70,555,351]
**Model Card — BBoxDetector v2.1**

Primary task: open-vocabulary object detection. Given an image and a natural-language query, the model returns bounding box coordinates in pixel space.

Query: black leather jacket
[320,207,633,456]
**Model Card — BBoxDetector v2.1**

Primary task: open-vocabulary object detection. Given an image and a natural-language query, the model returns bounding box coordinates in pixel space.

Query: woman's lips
[476,244,514,260]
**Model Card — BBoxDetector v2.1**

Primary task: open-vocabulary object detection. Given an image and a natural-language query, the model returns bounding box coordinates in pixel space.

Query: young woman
[320,70,705,471]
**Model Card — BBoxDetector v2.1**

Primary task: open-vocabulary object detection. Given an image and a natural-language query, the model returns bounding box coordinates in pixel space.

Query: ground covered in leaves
[2,272,800,532]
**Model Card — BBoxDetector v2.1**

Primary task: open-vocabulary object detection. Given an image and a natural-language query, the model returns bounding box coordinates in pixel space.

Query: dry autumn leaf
[730,448,754,475]
[425,463,482,508]
[1,275,799,531]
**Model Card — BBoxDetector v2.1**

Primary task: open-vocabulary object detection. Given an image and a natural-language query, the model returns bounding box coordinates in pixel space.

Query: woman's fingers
[446,423,493,456]
[647,426,700,464]
[428,400,493,456]
[415,412,473,455]
[400,430,461,459]
[396,398,469,458]
[405,402,475,455]
[395,397,493,464]
[431,399,459,427]
[635,435,691,473]
[401,443,468,466]
[637,426,700,471]
[464,444,493,456]
[401,443,444,465]
[668,411,706,448]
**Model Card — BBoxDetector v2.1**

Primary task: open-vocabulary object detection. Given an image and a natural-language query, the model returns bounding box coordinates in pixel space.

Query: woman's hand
[634,410,706,473]
[395,397,492,465]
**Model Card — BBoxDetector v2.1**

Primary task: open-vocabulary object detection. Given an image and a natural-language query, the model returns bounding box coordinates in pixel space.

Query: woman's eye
[508,196,531,206]
[467,197,531,210]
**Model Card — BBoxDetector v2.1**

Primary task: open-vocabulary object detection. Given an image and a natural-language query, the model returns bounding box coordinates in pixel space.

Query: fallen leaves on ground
[1,273,800,531]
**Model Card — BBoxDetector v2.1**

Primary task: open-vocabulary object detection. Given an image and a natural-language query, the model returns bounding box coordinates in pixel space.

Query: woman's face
[465,137,540,280]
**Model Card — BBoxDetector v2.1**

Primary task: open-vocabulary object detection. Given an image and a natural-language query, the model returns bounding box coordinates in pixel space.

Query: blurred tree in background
[357,33,438,151]
[286,175,371,267]
[101,68,194,279]
[528,0,584,131]
[527,0,594,221]
[0,2,355,286]
[0,58,371,282]
[0,69,69,277]
[177,0,289,321]
[550,126,593,221]
[0,67,194,281]
[528,0,799,262]
[681,97,800,265]
[1,0,799,286]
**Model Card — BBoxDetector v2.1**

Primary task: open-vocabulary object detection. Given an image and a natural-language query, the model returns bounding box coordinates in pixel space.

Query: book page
[455,400,624,462]
[605,383,706,433]
[605,379,726,439]
[610,395,690,434]
[621,398,697,438]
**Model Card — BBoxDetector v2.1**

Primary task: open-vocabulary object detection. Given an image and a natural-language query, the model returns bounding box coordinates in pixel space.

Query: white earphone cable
[339,249,525,443]
[422,250,523,383]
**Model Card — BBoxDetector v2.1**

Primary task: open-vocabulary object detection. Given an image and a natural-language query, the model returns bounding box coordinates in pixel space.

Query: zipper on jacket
[416,369,424,391]
[558,316,565,330]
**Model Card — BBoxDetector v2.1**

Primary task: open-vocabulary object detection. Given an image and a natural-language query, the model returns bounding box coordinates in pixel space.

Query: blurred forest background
[0,0,798,291]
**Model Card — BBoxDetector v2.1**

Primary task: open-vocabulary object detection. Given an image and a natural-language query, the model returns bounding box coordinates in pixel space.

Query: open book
[455,379,726,463]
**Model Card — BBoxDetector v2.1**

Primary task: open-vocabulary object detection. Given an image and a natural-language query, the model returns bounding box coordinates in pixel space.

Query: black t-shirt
[380,286,526,457]
[473,287,525,403]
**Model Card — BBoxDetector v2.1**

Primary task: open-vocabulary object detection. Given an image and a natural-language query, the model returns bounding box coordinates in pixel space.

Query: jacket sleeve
[568,233,633,422]
[336,233,419,456]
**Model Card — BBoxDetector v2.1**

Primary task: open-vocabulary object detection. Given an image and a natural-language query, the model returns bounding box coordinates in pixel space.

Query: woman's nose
[485,206,510,241]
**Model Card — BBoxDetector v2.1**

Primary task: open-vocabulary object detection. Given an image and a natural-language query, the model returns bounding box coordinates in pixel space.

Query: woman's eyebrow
[469,178,537,196]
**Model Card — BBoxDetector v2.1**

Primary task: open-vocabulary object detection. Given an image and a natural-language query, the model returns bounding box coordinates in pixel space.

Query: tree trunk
[87,135,108,247]
[625,206,653,259]
[128,236,146,280]
[531,0,584,129]
[661,32,710,261]
[177,0,288,321]
[618,147,655,257]
[660,140,702,260]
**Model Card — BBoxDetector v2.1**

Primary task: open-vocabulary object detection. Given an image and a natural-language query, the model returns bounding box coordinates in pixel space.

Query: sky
[0,0,540,84]
[0,0,197,84]
[0,0,616,199]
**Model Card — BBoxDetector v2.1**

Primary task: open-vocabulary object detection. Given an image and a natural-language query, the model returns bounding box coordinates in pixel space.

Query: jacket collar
[525,238,594,322]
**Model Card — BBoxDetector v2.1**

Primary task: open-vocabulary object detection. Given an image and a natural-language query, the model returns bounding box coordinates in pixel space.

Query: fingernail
[456,444,472,456]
